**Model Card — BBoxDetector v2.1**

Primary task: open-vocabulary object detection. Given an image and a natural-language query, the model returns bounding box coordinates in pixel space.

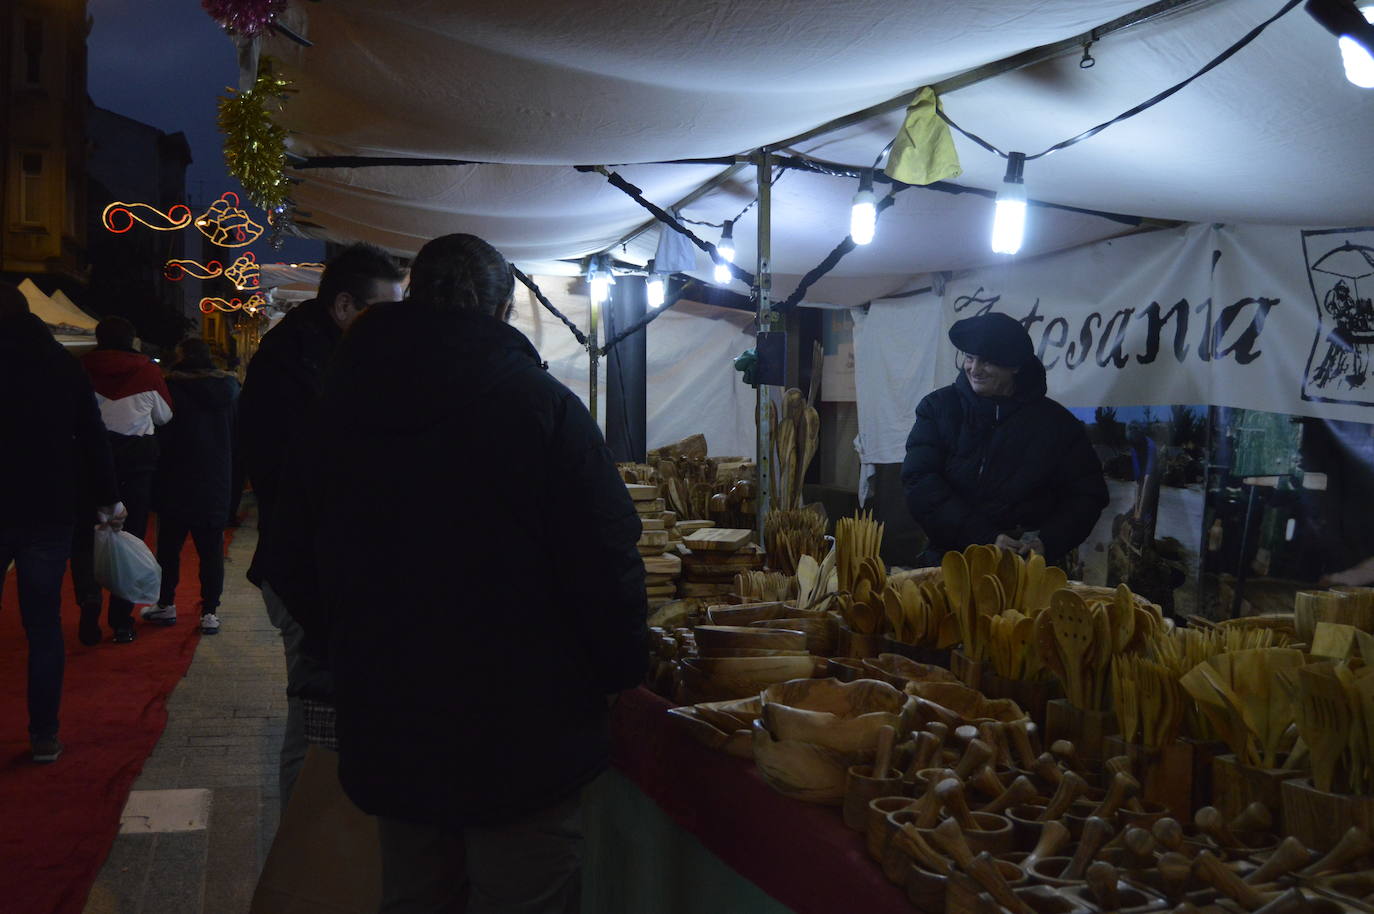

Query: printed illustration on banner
[1302,227,1374,407]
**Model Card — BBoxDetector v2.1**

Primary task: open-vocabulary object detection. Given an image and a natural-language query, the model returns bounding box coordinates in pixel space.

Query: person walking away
[0,282,122,762]
[144,338,240,634]
[70,316,172,644]
[266,234,648,913]
[237,243,405,810]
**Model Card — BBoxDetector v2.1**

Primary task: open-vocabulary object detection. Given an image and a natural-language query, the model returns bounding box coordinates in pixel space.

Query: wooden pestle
[1106,755,1146,813]
[1093,771,1140,820]
[1085,860,1122,912]
[978,720,1014,769]
[969,851,1035,914]
[1230,802,1274,835]
[1194,850,1277,910]
[979,775,1039,815]
[1033,752,1065,787]
[1063,816,1114,880]
[896,822,953,876]
[873,724,896,778]
[969,763,1008,799]
[1153,818,1185,853]
[1023,820,1071,871]
[935,777,979,830]
[931,817,978,871]
[1195,806,1241,848]
[1051,739,1087,774]
[953,739,995,782]
[1038,770,1087,821]
[1244,837,1314,886]
[1251,888,1314,914]
[914,768,957,828]
[926,721,950,761]
[1007,718,1039,770]
[906,731,942,778]
[954,724,981,749]
[1298,826,1374,877]
[1171,904,1202,914]
[1123,827,1157,871]
[1158,852,1193,904]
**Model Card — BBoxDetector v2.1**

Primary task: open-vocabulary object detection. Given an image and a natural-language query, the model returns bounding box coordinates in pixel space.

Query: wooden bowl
[826,657,867,682]
[761,677,905,753]
[751,719,862,805]
[750,615,838,656]
[705,601,796,626]
[904,680,1027,724]
[703,647,810,658]
[1027,856,1084,888]
[862,653,960,689]
[694,624,807,654]
[686,655,816,698]
[665,706,753,758]
[690,696,762,734]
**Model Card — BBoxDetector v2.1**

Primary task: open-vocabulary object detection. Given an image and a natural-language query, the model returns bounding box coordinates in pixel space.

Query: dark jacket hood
[166,366,239,410]
[324,301,544,434]
[0,313,63,359]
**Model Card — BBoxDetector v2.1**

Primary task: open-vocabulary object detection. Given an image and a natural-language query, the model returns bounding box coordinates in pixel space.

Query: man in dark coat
[236,243,405,810]
[0,282,122,763]
[902,311,1108,565]
[265,234,648,913]
[145,338,240,634]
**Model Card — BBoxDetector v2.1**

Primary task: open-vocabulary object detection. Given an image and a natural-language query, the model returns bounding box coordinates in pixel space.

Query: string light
[164,259,224,281]
[1308,0,1374,87]
[990,152,1027,255]
[199,292,267,314]
[713,220,736,284]
[102,201,193,233]
[645,259,665,308]
[850,171,877,246]
[587,254,614,312]
[223,252,261,289]
[195,192,264,247]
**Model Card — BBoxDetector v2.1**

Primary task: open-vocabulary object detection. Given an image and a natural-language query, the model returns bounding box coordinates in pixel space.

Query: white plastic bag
[92,526,162,605]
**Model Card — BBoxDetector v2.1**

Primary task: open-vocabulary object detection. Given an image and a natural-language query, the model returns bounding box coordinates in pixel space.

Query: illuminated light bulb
[1340,30,1374,87]
[1308,0,1374,87]
[991,152,1027,255]
[850,171,877,245]
[714,220,735,283]
[646,262,665,308]
[588,255,614,309]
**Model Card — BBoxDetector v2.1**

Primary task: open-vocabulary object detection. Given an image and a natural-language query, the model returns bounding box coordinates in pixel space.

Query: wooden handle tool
[935,777,979,830]
[914,771,956,828]
[1230,802,1274,835]
[1033,752,1064,787]
[1298,826,1374,877]
[969,763,1007,799]
[1038,769,1087,822]
[979,775,1038,815]
[1023,820,1071,871]
[1195,806,1240,848]
[1105,756,1146,813]
[1244,836,1313,886]
[907,731,942,778]
[1085,860,1122,912]
[896,822,953,876]
[1251,888,1314,914]
[1193,850,1276,910]
[1171,904,1202,914]
[954,738,994,782]
[1051,739,1086,774]
[1063,816,1114,880]
[1152,818,1185,853]
[1093,771,1140,820]
[931,816,977,871]
[926,721,950,761]
[1158,852,1193,904]
[874,724,896,778]
[1123,826,1157,871]
[978,720,1013,769]
[954,724,981,748]
[969,851,1034,914]
[1008,719,1039,770]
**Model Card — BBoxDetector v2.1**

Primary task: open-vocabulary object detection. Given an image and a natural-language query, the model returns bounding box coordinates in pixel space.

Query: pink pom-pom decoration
[202,0,288,38]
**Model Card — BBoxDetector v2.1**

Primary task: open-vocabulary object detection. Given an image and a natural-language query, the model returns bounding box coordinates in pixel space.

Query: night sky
[86,0,322,263]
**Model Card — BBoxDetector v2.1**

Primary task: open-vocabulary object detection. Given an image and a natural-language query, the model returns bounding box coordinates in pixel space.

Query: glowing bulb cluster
[991,152,1028,256]
[713,220,736,284]
[645,259,665,308]
[1341,3,1374,87]
[850,171,877,246]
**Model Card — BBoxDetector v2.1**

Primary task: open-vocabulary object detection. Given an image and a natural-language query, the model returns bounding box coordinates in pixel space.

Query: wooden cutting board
[640,517,665,531]
[675,520,716,535]
[626,483,660,501]
[645,573,677,586]
[682,528,754,553]
[638,530,669,548]
[635,498,666,514]
[642,553,682,576]
[679,581,736,596]
[646,584,677,597]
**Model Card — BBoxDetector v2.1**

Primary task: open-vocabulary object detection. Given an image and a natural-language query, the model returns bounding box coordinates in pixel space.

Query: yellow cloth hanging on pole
[883,87,962,186]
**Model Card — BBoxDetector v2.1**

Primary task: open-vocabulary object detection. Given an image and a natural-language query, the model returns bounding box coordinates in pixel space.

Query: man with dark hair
[145,338,240,634]
[72,316,174,644]
[238,242,405,809]
[0,282,122,762]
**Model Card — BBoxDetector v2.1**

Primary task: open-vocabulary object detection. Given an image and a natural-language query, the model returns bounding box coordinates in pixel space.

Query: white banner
[935,223,1374,424]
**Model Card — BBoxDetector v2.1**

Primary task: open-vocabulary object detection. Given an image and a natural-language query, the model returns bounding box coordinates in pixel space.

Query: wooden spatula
[1050,590,1095,708]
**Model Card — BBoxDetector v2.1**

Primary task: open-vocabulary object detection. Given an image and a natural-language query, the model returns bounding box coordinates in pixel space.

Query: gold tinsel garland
[217,58,292,211]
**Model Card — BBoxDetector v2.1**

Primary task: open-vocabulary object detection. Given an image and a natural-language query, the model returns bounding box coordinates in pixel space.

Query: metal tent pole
[755,150,773,538]
[589,296,600,424]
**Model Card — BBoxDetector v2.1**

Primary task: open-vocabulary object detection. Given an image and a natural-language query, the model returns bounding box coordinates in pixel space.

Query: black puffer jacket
[265,301,648,828]
[901,358,1108,563]
[155,363,240,524]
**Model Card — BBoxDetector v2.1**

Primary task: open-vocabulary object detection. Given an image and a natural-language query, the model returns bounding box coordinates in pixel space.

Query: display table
[584,686,913,914]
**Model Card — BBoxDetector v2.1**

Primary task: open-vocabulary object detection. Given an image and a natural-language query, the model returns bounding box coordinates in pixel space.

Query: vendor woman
[901,311,1108,566]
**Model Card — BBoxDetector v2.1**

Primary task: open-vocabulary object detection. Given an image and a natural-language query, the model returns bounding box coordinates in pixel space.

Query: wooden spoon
[1064,816,1114,880]
[942,551,971,643]
[1039,770,1088,821]
[1050,590,1095,708]
[1086,860,1122,912]
[1023,820,1071,871]
[1034,609,1068,685]
[1245,836,1313,885]
[935,777,979,830]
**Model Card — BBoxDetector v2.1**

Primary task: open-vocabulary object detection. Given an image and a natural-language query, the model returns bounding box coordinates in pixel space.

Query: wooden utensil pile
[1111,654,1186,749]
[1159,628,1294,749]
[883,576,960,649]
[768,386,820,512]
[1289,660,1374,793]
[1036,585,1157,710]
[794,549,838,614]
[835,512,886,635]
[763,507,827,576]
[939,546,1068,667]
[734,569,797,603]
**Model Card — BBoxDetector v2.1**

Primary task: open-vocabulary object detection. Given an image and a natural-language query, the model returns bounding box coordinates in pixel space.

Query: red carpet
[0,519,232,914]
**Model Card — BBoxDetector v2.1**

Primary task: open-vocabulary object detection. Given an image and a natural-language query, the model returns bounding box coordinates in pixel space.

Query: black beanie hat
[948,312,1034,368]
